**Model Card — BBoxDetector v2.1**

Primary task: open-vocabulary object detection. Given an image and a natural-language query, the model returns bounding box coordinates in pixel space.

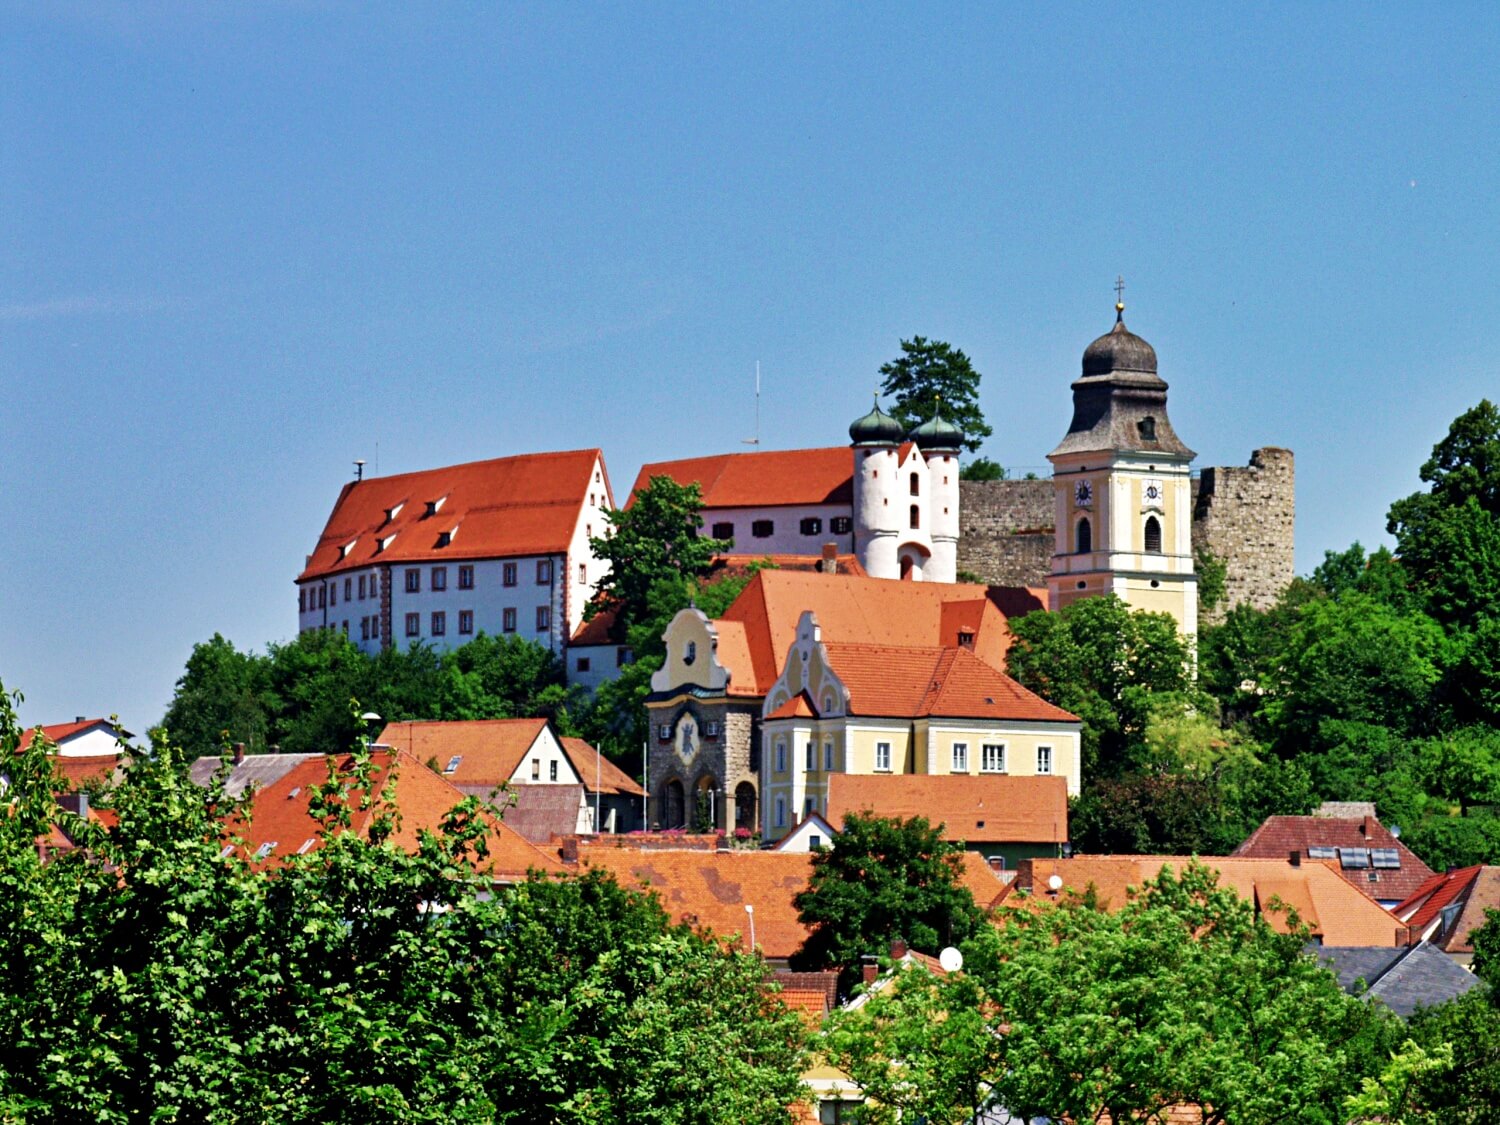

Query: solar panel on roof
[1339,847,1370,869]
[1371,848,1401,869]
[1307,846,1338,860]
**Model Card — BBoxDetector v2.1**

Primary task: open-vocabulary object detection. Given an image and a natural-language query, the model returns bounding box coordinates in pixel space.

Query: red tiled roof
[560,737,645,797]
[578,847,815,961]
[1232,815,1435,902]
[827,775,1069,845]
[17,719,124,750]
[376,719,548,789]
[716,570,1030,694]
[228,748,563,879]
[48,754,124,792]
[817,642,1077,723]
[1393,865,1500,953]
[1395,866,1479,931]
[1010,856,1405,947]
[957,851,1015,911]
[570,602,623,646]
[766,692,818,720]
[711,554,867,578]
[298,449,608,582]
[630,447,854,510]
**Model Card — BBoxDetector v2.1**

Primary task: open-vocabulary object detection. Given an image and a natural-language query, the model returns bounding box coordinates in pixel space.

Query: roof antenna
[353,459,366,481]
[741,361,761,447]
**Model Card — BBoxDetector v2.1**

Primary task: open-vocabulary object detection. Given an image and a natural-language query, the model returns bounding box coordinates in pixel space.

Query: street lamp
[744,903,757,952]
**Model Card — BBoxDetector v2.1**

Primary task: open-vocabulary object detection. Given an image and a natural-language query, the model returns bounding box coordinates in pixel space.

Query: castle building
[629,398,965,584]
[296,449,613,656]
[1047,304,1199,640]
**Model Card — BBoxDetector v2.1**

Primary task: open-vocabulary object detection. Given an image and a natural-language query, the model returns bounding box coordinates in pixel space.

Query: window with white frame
[536,559,553,584]
[805,741,815,771]
[951,742,968,772]
[1037,745,1053,775]
[875,741,891,771]
[431,566,446,591]
[430,611,445,636]
[405,612,420,637]
[405,568,421,593]
[982,743,1006,773]
[503,562,517,587]
[503,607,517,632]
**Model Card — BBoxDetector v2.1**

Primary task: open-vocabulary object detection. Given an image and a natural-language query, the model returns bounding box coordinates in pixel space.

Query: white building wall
[698,503,854,556]
[55,727,125,757]
[505,726,581,785]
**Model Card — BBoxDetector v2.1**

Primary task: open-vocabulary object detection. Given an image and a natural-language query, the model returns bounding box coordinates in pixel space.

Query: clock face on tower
[1074,480,1093,508]
[1142,478,1164,508]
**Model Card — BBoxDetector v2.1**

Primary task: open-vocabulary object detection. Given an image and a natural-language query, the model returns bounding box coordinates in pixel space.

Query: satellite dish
[939,946,964,973]
[1047,874,1064,892]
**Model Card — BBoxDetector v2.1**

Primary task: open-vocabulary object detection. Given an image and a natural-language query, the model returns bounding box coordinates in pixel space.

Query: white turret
[849,399,904,580]
[909,406,964,583]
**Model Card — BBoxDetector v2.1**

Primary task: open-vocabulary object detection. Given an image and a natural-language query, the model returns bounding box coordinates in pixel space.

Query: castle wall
[957,479,1054,586]
[1189,447,1295,621]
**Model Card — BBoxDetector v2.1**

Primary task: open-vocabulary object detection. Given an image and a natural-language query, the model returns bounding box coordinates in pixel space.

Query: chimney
[75,715,86,723]
[1362,815,1374,838]
[232,742,247,766]
[820,543,838,574]
[862,957,879,987]
[1289,850,1300,867]
[988,855,1006,872]
[561,836,580,864]
[890,938,908,960]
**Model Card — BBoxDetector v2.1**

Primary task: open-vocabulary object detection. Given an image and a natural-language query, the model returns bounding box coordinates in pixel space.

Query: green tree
[958,456,1005,481]
[1406,989,1500,1123]
[159,632,274,756]
[1196,546,1228,616]
[792,812,984,978]
[878,336,991,454]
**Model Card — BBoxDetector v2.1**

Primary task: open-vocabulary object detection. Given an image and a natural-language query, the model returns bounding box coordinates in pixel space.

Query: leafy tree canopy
[958,456,1005,481]
[878,336,992,454]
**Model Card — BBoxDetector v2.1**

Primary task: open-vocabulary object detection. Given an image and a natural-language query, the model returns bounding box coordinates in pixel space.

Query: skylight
[297,838,317,854]
[444,755,462,774]
[253,841,277,859]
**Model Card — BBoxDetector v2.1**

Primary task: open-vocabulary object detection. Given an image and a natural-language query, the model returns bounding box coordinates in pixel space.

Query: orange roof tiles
[630,447,854,510]
[1394,865,1500,953]
[298,449,607,582]
[811,643,1076,723]
[957,851,1015,911]
[579,847,815,961]
[17,719,124,751]
[716,570,1032,693]
[560,737,644,797]
[48,754,124,792]
[376,718,548,790]
[827,775,1069,845]
[229,748,563,880]
[1012,856,1405,947]
[1232,815,1435,902]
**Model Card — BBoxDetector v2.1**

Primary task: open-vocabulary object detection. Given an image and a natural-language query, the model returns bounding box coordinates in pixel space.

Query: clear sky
[3,3,1497,736]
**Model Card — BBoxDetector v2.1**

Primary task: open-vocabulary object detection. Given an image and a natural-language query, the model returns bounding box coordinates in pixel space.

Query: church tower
[1046,299,1198,641]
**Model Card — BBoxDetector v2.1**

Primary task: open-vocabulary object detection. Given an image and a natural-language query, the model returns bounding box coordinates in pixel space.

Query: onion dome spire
[849,394,905,446]
[909,395,964,452]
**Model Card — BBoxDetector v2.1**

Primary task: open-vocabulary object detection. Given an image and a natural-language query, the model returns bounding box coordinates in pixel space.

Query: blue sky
[3,3,1497,735]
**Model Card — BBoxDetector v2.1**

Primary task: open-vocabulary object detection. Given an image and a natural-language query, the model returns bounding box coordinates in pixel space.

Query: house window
[578,562,586,584]
[809,834,822,850]
[503,608,517,633]
[824,740,835,771]
[531,759,540,780]
[299,589,306,612]
[752,519,774,538]
[775,740,787,774]
[774,796,787,828]
[342,620,349,635]
[952,742,968,772]
[358,575,366,599]
[318,586,325,609]
[704,720,721,738]
[617,646,631,667]
[458,565,474,590]
[875,741,891,771]
[536,559,553,584]
[405,613,420,637]
[503,562,517,587]
[360,618,370,641]
[1037,746,1053,775]
[431,611,446,636]
[328,584,336,606]
[800,517,823,536]
[804,796,816,817]
[910,472,920,496]
[712,521,734,540]
[831,516,852,535]
[405,568,420,593]
[344,577,352,601]
[982,743,1006,772]
[549,760,558,782]
[1077,516,1093,554]
[909,505,920,530]
[431,567,447,591]
[805,741,816,771]
[957,630,975,648]
[458,610,474,635]
[1144,515,1162,554]
[537,606,551,632]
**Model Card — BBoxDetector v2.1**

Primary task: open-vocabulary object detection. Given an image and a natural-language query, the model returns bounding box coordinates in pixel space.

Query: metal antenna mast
[742,361,761,446]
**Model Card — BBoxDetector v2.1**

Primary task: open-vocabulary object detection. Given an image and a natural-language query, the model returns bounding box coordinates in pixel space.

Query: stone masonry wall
[957,479,1054,586]
[1190,447,1296,622]
[956,449,1296,618]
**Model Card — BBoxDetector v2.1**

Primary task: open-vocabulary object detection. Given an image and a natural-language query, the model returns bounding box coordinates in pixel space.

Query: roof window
[444,755,462,774]
[340,539,358,559]
[376,533,397,553]
[426,495,447,516]
[384,502,405,523]
[253,841,277,860]
[297,838,317,854]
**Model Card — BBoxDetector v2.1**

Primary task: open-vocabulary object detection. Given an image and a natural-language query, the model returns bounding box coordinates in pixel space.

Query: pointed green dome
[849,398,905,446]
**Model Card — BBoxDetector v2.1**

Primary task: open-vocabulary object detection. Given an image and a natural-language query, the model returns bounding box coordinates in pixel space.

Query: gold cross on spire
[1114,275,1126,322]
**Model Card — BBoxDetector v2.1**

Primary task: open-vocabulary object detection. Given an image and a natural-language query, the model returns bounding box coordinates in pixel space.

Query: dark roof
[1233,815,1435,902]
[491,784,585,843]
[848,400,906,446]
[1050,310,1194,461]
[188,753,324,798]
[1318,942,1483,1018]
[909,409,964,452]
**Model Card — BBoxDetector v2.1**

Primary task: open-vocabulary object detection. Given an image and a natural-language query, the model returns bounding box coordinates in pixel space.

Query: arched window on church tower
[1144,515,1162,554]
[910,472,920,496]
[1076,516,1092,554]
[909,504,920,530]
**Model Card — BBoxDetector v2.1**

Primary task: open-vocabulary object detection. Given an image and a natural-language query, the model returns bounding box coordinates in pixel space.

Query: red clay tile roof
[1395,866,1479,931]
[1231,815,1435,902]
[711,553,867,578]
[17,719,124,750]
[570,601,623,645]
[1394,865,1500,953]
[228,748,563,880]
[630,447,854,510]
[766,692,819,720]
[298,449,608,582]
[578,847,815,960]
[560,737,645,797]
[1012,856,1406,947]
[716,570,1031,694]
[827,775,1069,845]
[817,643,1077,723]
[48,754,124,792]
[957,851,1015,911]
[376,719,549,789]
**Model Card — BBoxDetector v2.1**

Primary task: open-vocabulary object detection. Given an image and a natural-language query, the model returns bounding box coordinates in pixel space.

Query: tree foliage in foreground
[821,862,1398,1125]
[0,683,806,1124]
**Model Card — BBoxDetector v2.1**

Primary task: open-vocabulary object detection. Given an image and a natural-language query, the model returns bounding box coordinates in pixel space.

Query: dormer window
[376,533,396,553]
[425,496,447,517]
[1138,416,1157,441]
[384,502,404,523]
[436,530,452,548]
[958,630,975,648]
[339,539,357,559]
